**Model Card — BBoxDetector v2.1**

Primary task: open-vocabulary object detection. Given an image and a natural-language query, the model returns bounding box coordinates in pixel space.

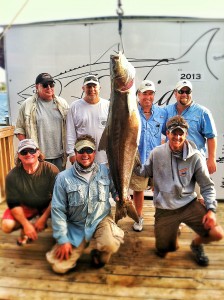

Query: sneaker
[133,217,144,232]
[190,241,209,266]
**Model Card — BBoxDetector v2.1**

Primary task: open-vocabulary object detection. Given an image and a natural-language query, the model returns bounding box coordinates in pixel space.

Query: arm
[206,137,217,174]
[194,155,217,213]
[51,175,70,245]
[33,202,51,232]
[14,103,26,137]
[10,206,38,240]
[66,106,77,161]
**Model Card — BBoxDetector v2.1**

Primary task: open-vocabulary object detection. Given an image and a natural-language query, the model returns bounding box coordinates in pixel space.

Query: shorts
[129,171,151,192]
[46,215,124,274]
[154,199,210,253]
[2,206,40,221]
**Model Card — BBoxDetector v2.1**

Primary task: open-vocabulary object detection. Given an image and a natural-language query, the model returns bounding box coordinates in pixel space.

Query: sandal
[17,234,32,246]
[91,249,105,268]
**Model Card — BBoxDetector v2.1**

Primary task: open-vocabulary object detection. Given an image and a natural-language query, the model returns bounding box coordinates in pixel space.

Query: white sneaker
[133,217,144,232]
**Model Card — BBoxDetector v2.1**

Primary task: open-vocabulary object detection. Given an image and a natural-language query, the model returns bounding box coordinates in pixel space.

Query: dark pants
[154,199,209,253]
[45,157,65,172]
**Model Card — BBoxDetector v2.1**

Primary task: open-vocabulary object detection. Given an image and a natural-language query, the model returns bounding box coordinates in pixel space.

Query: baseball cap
[138,80,156,93]
[75,139,96,152]
[83,74,99,86]
[166,116,189,133]
[18,139,38,153]
[175,80,192,91]
[35,73,55,84]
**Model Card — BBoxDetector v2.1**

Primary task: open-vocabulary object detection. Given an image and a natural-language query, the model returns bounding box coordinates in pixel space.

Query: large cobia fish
[99,52,141,223]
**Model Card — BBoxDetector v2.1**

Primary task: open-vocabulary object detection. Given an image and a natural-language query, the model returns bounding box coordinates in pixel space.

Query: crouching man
[134,115,223,266]
[1,139,59,245]
[46,134,124,273]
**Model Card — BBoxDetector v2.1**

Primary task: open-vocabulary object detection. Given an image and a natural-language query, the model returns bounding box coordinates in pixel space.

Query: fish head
[110,52,136,92]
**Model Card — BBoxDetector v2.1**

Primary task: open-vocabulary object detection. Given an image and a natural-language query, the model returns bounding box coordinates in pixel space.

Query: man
[15,73,69,171]
[46,135,124,274]
[165,80,217,175]
[1,139,59,245]
[134,115,223,266]
[130,80,167,231]
[66,74,109,164]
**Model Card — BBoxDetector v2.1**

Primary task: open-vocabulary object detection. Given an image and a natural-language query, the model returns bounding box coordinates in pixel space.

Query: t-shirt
[6,161,59,211]
[36,98,63,159]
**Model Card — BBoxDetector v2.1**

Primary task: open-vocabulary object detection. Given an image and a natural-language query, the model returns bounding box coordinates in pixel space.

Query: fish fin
[115,198,139,224]
[98,127,108,151]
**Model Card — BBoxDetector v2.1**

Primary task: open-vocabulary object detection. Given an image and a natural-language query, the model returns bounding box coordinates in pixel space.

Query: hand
[206,157,216,174]
[55,243,73,261]
[69,156,76,164]
[202,210,216,230]
[23,221,38,241]
[33,216,47,232]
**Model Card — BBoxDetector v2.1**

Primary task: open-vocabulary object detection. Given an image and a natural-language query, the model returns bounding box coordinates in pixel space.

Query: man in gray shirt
[15,73,69,171]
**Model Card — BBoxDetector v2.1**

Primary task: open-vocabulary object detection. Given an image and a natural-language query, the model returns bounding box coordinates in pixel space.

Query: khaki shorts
[129,171,150,192]
[46,215,124,274]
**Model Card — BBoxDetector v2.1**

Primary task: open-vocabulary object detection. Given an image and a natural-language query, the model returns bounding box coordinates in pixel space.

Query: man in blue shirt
[164,80,217,201]
[130,80,167,231]
[46,134,124,274]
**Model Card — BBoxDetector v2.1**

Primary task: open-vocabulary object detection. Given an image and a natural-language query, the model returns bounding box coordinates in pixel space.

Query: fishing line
[0,0,30,40]
[116,0,125,53]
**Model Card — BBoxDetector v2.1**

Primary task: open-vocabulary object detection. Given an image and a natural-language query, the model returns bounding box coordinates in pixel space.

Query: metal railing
[0,126,15,202]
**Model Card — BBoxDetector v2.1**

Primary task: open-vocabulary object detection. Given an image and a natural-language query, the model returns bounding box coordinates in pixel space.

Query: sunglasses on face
[20,148,37,156]
[42,82,55,88]
[77,148,94,154]
[177,89,191,95]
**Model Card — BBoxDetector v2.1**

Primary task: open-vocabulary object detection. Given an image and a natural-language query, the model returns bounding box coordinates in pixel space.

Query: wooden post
[0,126,15,202]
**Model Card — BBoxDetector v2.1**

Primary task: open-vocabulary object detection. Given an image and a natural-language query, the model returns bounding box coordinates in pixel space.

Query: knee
[210,225,224,242]
[100,239,120,254]
[1,219,15,233]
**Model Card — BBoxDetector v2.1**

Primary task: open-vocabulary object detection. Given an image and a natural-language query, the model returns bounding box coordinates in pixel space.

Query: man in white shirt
[66,74,109,164]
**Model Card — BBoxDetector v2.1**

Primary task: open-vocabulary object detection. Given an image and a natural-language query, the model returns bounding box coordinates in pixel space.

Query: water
[0,92,9,125]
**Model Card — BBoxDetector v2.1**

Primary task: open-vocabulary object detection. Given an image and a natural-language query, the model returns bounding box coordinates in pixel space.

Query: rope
[116,0,125,53]
[0,0,30,41]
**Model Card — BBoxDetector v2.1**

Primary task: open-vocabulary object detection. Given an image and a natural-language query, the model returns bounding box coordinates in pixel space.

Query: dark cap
[166,115,189,133]
[35,73,55,84]
[83,74,99,86]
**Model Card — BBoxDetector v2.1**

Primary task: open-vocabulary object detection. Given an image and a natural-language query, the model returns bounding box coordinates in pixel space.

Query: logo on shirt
[179,167,188,177]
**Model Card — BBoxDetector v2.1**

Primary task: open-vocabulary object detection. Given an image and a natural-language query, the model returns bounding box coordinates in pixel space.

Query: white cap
[83,74,99,86]
[138,80,155,93]
[175,80,192,91]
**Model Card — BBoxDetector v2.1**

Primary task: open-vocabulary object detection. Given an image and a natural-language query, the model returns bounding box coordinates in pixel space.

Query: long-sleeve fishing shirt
[51,163,117,247]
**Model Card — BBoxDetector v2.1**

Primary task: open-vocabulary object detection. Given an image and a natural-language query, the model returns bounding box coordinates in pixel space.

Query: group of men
[1,72,223,273]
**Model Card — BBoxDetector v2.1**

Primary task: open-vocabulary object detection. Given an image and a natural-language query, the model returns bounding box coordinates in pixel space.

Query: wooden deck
[0,200,224,300]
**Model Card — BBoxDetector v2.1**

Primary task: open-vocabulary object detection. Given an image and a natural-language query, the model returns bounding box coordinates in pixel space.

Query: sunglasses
[77,148,94,154]
[42,82,55,88]
[20,148,37,156]
[177,89,191,95]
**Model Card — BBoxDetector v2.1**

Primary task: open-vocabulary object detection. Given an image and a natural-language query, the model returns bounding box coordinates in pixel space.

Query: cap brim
[75,140,96,151]
[83,80,99,86]
[169,126,187,133]
[18,145,37,152]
